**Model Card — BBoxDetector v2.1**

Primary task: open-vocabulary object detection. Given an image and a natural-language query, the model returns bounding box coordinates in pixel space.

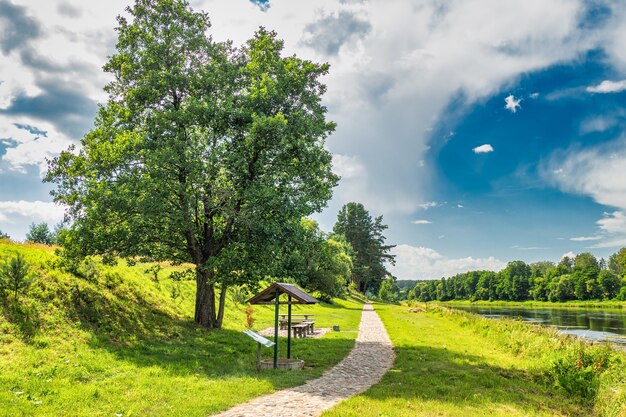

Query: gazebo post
[273,288,279,369]
[287,295,292,359]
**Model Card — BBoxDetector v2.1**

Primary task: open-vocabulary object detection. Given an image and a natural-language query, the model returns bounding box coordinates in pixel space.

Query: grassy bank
[323,303,626,417]
[440,300,626,309]
[0,241,363,416]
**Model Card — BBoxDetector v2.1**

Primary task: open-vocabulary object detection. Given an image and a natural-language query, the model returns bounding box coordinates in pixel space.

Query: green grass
[323,303,626,417]
[0,240,363,416]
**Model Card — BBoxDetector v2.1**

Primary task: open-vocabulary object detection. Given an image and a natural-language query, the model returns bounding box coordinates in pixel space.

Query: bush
[0,253,35,300]
[545,344,612,400]
[230,285,250,306]
[145,264,162,283]
[244,306,255,329]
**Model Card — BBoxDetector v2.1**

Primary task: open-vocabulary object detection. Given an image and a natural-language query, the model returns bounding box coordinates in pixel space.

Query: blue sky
[2,0,626,279]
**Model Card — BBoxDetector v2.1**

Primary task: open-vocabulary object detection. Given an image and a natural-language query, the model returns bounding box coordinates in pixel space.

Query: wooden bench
[302,320,315,335]
[291,323,308,338]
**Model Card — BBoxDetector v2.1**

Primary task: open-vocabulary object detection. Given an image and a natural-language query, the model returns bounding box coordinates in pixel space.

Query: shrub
[0,253,35,300]
[545,344,613,400]
[145,264,162,283]
[230,285,250,306]
[244,306,255,329]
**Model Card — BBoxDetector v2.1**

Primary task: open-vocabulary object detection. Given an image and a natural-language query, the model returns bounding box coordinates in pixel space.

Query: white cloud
[504,94,521,113]
[579,115,619,134]
[570,236,602,241]
[511,245,550,250]
[590,238,626,249]
[418,201,439,210]
[389,244,506,280]
[457,204,464,208]
[411,219,432,225]
[529,92,540,99]
[546,138,626,248]
[0,200,65,224]
[546,138,626,211]
[561,251,576,260]
[597,211,626,235]
[472,144,494,154]
[332,153,366,179]
[586,79,626,93]
[0,120,73,175]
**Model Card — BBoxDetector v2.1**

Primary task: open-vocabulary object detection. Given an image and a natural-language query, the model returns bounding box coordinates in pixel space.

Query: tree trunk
[216,280,228,328]
[195,268,217,328]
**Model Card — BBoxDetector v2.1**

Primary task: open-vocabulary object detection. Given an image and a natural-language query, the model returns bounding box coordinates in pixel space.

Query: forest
[407,249,626,302]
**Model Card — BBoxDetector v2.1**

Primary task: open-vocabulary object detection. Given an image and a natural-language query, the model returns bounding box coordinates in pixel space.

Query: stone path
[212,303,394,417]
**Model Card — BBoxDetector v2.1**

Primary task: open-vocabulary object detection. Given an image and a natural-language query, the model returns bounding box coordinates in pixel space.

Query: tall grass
[432,305,626,416]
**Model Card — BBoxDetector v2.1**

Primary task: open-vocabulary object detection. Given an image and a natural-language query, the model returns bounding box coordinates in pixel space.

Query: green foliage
[378,276,398,302]
[45,0,337,329]
[0,230,9,240]
[145,264,162,283]
[169,268,195,282]
[25,222,56,245]
[230,285,250,306]
[0,253,35,300]
[608,248,626,275]
[408,249,626,303]
[597,270,621,299]
[333,202,395,293]
[545,345,612,400]
[278,219,352,299]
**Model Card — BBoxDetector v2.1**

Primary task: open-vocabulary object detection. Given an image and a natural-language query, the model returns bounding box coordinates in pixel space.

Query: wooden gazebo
[247,283,318,368]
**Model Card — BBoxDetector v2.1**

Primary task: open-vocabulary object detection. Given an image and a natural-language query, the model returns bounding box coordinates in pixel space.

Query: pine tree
[333,202,395,292]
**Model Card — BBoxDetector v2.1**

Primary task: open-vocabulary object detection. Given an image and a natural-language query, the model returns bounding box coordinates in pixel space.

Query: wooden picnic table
[279,314,315,320]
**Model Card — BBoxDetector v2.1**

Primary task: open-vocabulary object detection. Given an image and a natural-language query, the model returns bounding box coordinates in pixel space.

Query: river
[451,305,626,347]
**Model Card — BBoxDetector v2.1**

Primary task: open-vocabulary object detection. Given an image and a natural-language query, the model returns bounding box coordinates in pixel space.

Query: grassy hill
[0,240,363,416]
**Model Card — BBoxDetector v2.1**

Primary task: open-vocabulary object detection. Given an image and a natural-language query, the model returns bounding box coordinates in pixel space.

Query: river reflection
[451,305,626,347]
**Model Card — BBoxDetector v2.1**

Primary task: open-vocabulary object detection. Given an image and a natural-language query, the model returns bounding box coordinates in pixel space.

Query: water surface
[451,305,626,347]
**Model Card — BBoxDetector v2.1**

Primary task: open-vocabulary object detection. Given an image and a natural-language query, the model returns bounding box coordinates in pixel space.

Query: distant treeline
[408,249,626,302]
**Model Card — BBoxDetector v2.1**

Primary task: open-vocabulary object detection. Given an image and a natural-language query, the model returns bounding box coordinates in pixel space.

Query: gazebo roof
[247,282,319,305]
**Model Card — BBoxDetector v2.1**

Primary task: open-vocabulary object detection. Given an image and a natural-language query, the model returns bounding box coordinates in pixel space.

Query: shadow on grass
[361,345,590,416]
[86,316,356,388]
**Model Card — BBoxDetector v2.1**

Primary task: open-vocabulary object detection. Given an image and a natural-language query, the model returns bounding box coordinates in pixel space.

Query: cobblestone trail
[212,303,394,417]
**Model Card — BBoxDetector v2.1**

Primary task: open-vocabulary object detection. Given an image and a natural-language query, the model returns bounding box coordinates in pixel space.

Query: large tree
[280,219,352,299]
[46,0,337,328]
[333,202,395,292]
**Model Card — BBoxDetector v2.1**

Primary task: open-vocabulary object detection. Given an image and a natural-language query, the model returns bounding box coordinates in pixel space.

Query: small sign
[242,330,275,347]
